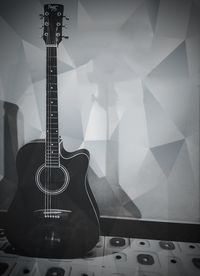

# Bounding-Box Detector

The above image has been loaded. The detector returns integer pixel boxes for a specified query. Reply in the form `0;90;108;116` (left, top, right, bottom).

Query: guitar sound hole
36;165;69;195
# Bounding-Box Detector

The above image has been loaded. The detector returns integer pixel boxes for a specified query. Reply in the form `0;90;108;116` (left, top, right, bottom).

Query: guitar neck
45;46;60;167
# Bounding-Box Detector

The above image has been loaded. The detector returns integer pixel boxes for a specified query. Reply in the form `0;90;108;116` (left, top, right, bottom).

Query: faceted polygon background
0;0;199;222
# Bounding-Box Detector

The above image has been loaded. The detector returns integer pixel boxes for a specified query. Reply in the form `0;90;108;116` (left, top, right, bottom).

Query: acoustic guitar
6;4;100;259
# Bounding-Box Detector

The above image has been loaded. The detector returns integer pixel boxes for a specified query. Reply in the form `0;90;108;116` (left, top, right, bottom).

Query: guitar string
45;45;47;217
47;20;50;218
47;45;49;217
46;19;49;218
50;46;53;217
48;22;53;218
49;46;52;217
53;42;57;213
49;46;51;217
48;45;50;217
45;41;48;217
53;45;55;214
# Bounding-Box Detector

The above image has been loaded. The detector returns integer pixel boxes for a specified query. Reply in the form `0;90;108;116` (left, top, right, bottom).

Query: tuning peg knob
39;14;44;19
63;16;69;20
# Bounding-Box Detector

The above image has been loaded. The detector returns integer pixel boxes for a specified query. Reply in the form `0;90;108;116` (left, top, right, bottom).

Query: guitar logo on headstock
48;4;58;11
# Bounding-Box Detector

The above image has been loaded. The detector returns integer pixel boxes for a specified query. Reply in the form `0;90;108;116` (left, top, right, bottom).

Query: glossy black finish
6;140;100;259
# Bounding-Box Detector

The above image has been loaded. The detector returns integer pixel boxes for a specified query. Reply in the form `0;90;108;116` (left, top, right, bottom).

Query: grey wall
0;0;199;222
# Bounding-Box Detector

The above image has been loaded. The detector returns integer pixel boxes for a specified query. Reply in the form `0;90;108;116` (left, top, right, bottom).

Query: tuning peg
39;14;44;19
62;36;69;39
63;16;69;20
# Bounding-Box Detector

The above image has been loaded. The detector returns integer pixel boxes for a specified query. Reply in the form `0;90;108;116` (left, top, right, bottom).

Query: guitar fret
46;131;58;133
45;157;59;158
45;163;59;164
47;77;57;82
45;165;60;167
47;127;58;129
45;160;59;162
45;162;59;163
46;159;59;160
46;145;58;147
46;144;58;146
47;107;58;111
45;164;60;166
46;158;59;160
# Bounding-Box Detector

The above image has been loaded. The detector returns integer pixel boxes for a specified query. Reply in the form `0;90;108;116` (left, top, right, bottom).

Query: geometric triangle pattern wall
0;0;199;222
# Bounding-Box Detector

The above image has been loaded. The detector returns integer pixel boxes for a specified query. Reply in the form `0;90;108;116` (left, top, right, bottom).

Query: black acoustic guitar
6;4;100;259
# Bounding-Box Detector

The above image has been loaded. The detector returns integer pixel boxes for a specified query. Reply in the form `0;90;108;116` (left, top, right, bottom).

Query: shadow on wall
0;101;19;209
88;168;141;218
88;55;141;219
0;100;141;218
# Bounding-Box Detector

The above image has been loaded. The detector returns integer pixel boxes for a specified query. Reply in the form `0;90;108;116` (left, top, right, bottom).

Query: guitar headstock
41;4;69;46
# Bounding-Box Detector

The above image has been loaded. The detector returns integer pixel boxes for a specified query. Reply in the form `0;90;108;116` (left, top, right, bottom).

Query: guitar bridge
33;209;72;219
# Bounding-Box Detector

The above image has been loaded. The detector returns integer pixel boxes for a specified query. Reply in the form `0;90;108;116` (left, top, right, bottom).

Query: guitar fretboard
45;46;59;167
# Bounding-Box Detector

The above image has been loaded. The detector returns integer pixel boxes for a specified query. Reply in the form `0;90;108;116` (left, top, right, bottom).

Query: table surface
0;228;200;276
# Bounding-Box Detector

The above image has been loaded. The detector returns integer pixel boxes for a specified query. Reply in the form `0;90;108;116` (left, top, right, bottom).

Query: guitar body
6;140;100;258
